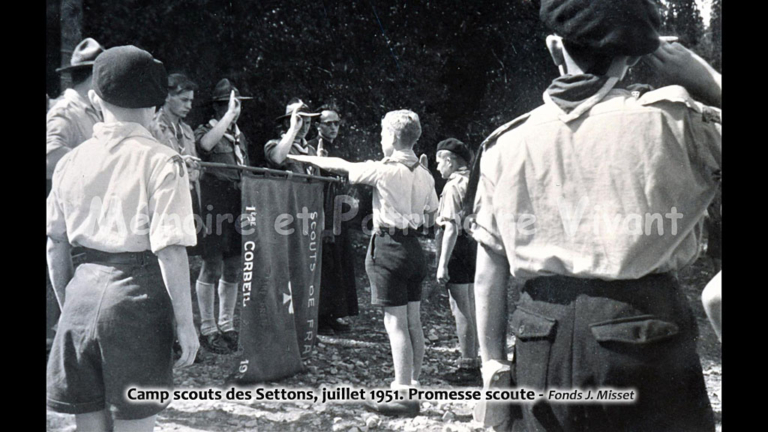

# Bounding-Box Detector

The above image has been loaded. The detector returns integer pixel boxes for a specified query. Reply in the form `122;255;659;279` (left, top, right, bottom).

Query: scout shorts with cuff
47;252;174;420
365;230;427;307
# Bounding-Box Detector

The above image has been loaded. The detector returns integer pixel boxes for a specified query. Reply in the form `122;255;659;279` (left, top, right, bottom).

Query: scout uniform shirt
436;166;470;230
47;121;197;254
150;107;197;158
472;84;721;281
195;119;249;184
347;149;439;231
264;137;318;175
46;89;103;176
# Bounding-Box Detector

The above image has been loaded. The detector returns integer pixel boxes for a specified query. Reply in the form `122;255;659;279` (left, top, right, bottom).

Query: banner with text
232;173;324;384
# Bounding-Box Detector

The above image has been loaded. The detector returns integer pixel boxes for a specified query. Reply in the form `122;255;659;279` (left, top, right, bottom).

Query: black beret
437;138;473;165
540;0;661;57
93;46;168;109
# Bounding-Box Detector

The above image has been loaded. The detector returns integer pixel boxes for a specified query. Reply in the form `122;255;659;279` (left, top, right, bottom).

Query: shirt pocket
510;307;557;390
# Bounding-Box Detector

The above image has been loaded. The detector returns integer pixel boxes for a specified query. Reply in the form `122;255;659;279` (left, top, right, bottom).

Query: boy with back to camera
288;110;438;416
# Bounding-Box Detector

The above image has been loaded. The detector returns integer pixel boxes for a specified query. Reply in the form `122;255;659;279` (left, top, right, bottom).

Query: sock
196;280;216;336
217;279;239;333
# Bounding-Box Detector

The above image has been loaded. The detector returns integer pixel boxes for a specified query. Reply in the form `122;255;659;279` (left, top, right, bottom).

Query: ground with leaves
46;230;721;431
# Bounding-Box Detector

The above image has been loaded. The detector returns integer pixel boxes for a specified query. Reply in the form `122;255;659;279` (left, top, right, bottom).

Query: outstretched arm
287;154;356;175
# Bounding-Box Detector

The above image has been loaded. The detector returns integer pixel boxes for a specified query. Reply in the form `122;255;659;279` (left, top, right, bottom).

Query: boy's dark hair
167;73;198;96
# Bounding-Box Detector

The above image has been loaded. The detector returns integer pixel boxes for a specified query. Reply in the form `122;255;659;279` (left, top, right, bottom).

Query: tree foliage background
49;0;720;193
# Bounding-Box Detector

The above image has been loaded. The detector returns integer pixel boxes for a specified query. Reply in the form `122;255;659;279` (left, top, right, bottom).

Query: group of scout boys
46;0;722;430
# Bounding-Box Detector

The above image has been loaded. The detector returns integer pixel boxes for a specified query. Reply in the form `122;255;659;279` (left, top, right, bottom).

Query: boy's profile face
436;150;456;179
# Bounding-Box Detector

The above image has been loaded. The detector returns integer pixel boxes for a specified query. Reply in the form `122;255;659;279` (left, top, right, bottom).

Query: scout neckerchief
543;73;619;123
208;119;245;166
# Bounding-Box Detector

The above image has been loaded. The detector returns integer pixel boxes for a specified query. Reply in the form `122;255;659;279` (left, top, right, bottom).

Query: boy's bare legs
447;283;478;361
383;305;413;386
114;415;157;432
406;301;424;383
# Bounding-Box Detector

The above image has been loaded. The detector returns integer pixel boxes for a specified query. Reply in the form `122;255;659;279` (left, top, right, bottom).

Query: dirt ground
46;230;722;431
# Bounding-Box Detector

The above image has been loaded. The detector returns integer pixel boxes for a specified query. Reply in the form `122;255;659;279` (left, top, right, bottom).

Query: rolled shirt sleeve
147;155;197;253
46;181;69;243
436;183;463;227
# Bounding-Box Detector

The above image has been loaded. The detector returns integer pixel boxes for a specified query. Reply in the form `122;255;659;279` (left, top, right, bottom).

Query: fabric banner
232;173;325;384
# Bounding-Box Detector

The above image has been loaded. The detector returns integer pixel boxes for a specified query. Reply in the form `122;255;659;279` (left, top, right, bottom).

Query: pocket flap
590;315;679;344
510;308;556;340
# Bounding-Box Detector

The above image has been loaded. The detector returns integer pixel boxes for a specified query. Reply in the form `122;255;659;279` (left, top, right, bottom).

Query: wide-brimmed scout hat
211;78;253;102
93;45;167;109
56;38;105;73
274;99;320;122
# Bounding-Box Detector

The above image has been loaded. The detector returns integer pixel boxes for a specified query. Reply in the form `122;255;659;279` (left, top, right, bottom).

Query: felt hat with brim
56;38;105;73
93;45;167;109
211;78;253;102
275;99;320;122
437;138;473;165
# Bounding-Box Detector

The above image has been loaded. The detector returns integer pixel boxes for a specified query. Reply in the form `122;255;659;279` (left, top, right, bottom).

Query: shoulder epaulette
480;112;532;151
639;85;721;124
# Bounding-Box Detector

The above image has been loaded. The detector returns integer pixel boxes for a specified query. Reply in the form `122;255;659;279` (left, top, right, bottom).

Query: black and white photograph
45;0;722;431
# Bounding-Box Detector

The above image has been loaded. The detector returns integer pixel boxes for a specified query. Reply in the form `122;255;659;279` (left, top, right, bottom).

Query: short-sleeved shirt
149;108;197;158
264;137;317;175
347;150;439;231
473;85;721;281
195;119;249;184
47;121;197;254
46;89;103;172
436;167;470;232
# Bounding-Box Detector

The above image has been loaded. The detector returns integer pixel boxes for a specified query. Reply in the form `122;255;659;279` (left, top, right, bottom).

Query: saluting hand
227;90;242;120
644;41;721;107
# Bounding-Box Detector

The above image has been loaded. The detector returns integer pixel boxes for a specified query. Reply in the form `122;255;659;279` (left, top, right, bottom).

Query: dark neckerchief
545;74;610;114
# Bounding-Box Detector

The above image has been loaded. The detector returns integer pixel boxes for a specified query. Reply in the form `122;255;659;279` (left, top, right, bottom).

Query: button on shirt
347;150;439;231
46;89;103;173
436;167;470;231
47;122;197;254
473;86;721;281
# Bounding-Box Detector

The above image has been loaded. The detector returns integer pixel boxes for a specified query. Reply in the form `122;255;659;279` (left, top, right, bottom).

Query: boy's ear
88;90;102;111
546;35;567;76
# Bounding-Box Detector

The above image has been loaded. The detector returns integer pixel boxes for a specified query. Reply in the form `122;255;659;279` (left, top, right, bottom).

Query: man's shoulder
480;110;537;154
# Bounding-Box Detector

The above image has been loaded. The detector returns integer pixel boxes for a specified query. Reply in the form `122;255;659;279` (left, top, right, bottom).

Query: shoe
322;317;350;333
221;330;239;352
443;367;482;386
317;324;335;336
363;399;420;417
199;332;231;355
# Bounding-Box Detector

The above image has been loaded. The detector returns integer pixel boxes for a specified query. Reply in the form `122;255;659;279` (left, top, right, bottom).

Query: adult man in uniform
308;105;360;335
47;45;199;431
470;1;721;430
194;79;252;354
47;38;105;182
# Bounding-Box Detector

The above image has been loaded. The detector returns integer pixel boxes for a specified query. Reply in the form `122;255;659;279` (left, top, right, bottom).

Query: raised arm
199;91;240;152
644;40;722;108
269;108;306;165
